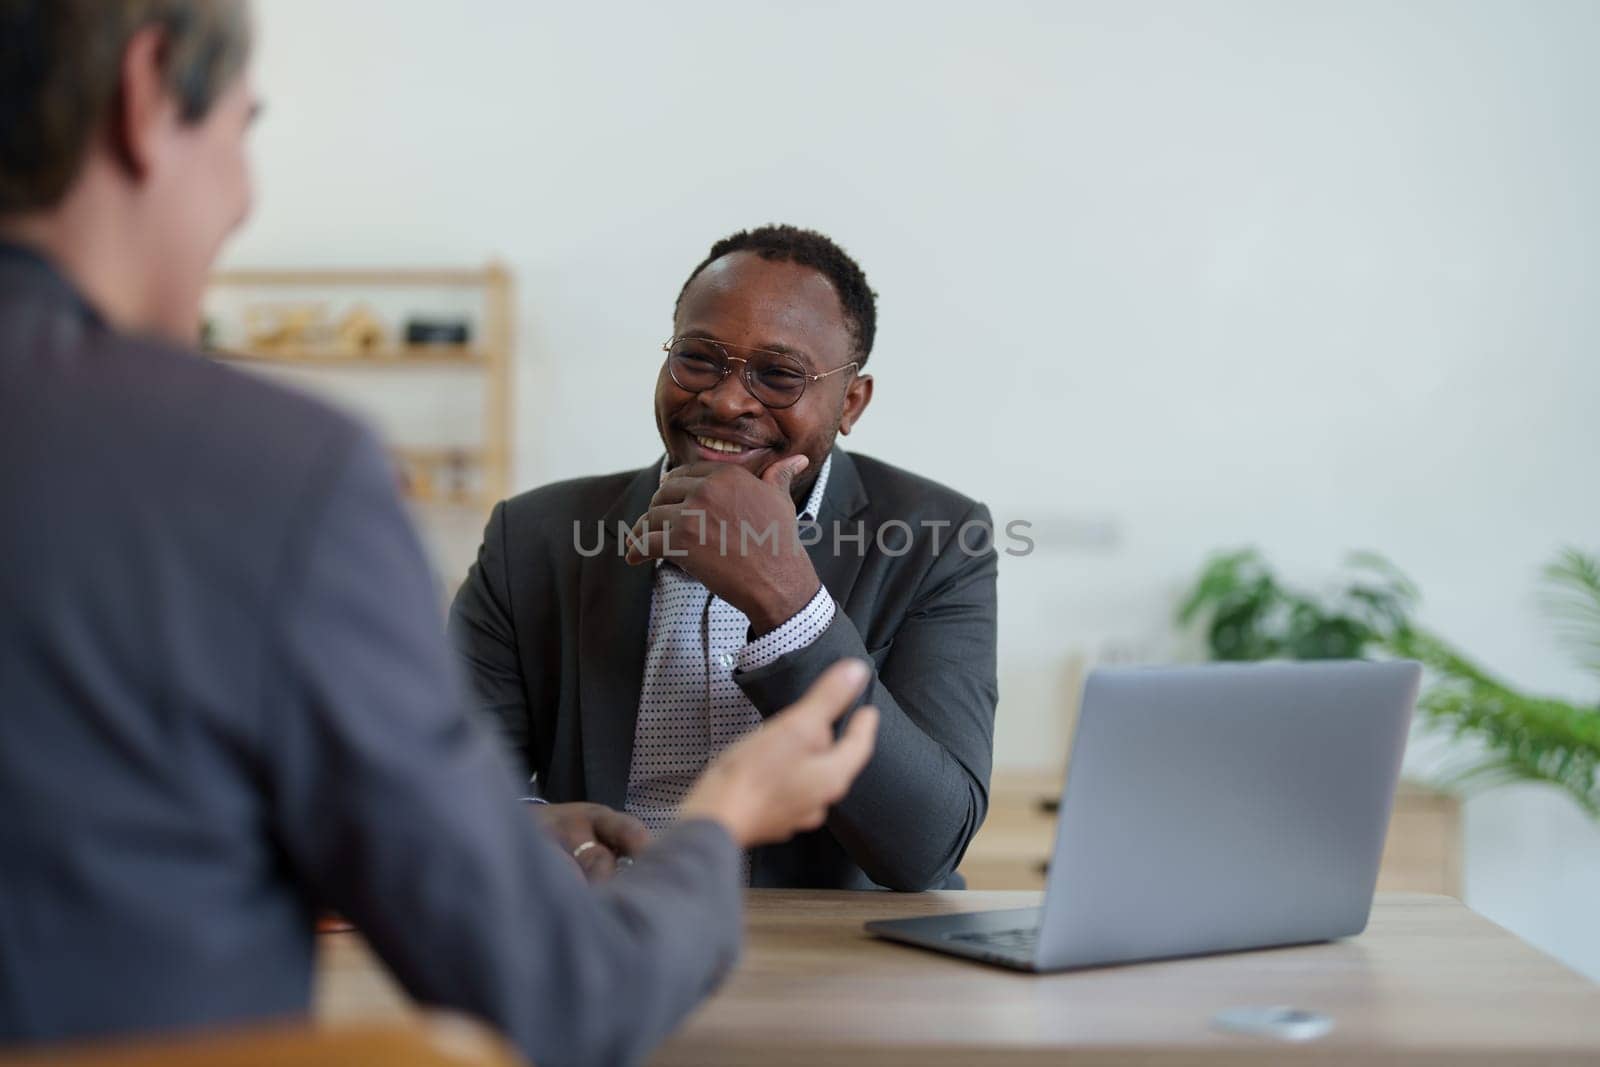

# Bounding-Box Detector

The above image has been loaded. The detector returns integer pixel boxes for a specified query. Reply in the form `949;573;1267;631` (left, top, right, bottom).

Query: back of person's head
0;0;251;213
0;0;254;340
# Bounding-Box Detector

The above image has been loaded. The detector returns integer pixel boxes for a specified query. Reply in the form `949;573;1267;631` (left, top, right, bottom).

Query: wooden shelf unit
212;345;486;368
205;265;514;510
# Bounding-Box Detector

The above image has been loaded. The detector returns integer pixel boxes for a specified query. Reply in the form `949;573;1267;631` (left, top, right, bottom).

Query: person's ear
111;26;180;181
838;373;873;436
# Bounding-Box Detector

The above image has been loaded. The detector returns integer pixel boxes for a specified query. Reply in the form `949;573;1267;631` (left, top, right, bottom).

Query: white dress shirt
624;455;836;846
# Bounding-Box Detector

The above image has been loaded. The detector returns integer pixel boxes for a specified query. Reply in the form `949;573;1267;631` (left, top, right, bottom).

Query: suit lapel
808;448;871;605
576;464;660;808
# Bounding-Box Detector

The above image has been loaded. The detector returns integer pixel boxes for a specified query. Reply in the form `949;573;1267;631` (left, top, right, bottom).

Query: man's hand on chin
625;454;822;635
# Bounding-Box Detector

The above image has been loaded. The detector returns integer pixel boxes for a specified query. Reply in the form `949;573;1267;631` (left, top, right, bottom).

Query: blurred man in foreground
0;3;877;1065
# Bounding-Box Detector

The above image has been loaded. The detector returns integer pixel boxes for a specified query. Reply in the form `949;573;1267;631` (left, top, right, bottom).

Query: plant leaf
1541;547;1600;679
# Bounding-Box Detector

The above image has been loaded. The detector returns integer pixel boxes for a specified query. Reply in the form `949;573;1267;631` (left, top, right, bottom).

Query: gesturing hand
530;802;652;883
624;456;822;635
678;658;879;848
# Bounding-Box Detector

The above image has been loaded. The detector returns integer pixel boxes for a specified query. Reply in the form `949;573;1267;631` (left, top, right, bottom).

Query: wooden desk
318;890;1600;1066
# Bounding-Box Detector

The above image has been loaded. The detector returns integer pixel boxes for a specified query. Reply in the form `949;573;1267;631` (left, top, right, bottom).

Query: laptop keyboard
946;926;1040;953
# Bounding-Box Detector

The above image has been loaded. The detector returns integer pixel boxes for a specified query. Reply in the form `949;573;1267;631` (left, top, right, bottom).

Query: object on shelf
393;447;481;507
334;305;388;357
244;303;328;355
446;450;472;501
405;317;472;346
395;452;435;502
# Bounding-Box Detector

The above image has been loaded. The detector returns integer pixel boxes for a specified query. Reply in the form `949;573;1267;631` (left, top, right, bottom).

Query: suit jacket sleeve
734;501;999;891
261;429;741;1067
446;500;536;787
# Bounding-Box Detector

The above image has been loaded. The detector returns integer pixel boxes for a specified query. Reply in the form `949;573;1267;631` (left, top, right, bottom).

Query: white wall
226;0;1600;978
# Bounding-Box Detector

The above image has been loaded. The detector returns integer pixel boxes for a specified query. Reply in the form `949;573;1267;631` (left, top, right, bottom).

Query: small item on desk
1211;1005;1333;1042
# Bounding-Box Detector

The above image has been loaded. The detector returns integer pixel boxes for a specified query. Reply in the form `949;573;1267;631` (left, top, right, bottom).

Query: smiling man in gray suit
450;226;1000;891
0;4;878;1065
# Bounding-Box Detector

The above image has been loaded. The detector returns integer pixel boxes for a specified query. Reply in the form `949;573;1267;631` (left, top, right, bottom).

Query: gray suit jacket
0;242;741;1067
448;449;999;891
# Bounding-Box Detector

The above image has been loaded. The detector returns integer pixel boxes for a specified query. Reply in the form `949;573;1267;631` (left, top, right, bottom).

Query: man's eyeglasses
663;336;859;410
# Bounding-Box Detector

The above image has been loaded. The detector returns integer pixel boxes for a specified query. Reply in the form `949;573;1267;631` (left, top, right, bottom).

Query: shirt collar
798;453;833;522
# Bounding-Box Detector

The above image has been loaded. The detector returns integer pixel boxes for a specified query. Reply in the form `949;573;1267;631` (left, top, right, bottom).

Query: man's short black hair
675;224;878;367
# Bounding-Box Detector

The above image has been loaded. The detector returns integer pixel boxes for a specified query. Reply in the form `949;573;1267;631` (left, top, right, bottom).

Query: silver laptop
866;660;1421;972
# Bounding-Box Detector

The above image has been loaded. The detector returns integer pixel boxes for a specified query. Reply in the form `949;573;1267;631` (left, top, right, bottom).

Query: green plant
1177;546;1600;819
1388;551;1600;817
1544;548;1600;678
1176;548;1417;661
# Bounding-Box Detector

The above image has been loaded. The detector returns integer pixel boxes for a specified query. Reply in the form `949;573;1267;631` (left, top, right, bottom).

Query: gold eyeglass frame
662;336;860;410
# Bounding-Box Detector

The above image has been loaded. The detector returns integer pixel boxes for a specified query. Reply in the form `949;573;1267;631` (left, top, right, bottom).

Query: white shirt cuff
739;586;836;671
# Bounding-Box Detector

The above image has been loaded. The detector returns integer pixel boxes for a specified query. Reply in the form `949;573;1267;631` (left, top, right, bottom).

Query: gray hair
0;0;252;213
